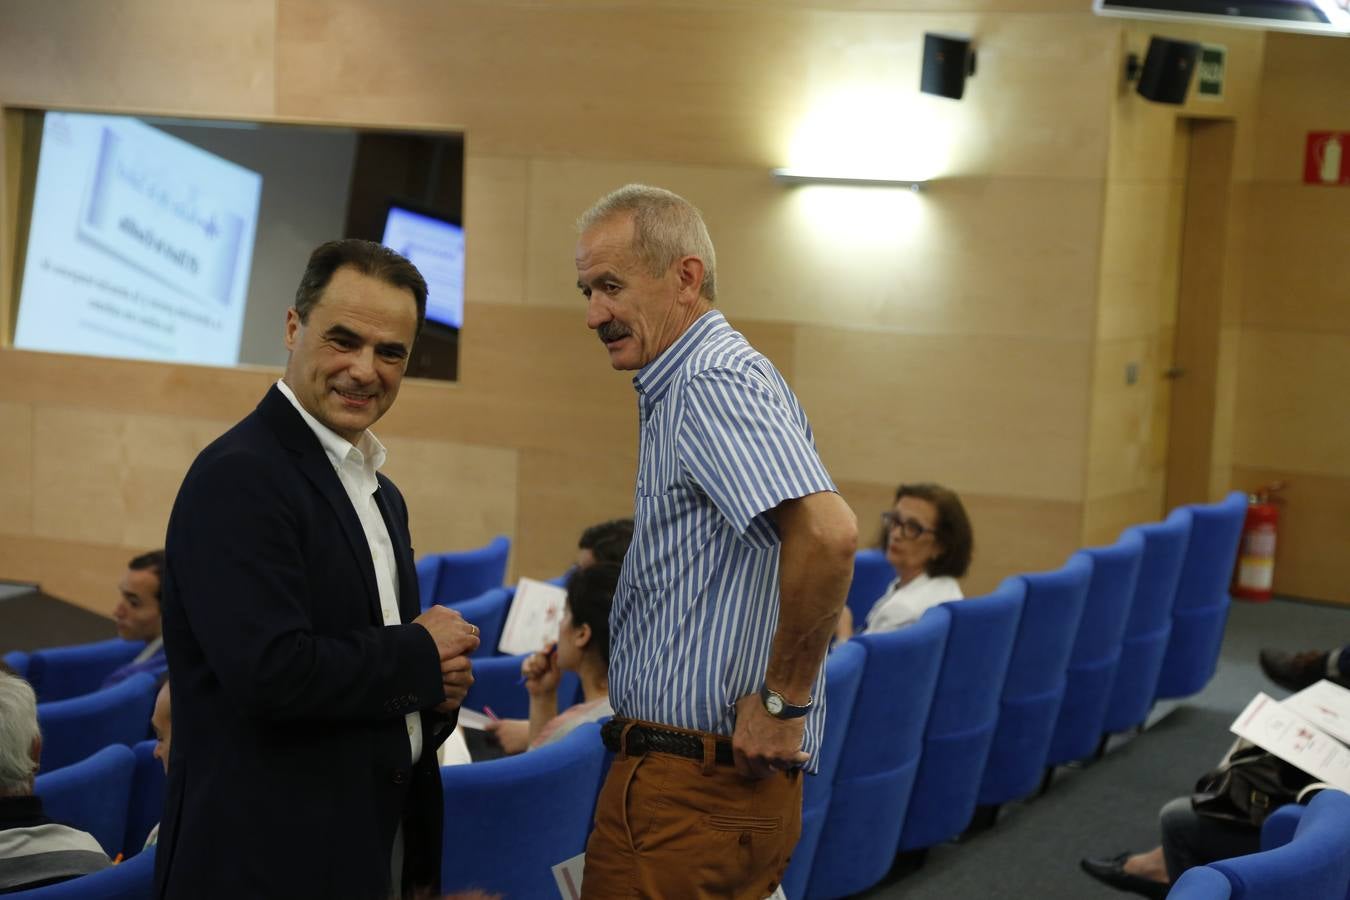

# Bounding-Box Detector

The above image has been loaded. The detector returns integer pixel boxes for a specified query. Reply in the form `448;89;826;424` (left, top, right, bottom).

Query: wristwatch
760;686;813;719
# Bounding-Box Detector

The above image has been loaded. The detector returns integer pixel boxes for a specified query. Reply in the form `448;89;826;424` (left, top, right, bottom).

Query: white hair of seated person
0;673;41;795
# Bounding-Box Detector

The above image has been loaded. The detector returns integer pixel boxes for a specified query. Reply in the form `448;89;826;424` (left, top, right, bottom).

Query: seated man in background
142;679;172;849
487;563;620;754
836;482;974;641
575;518;633;570
0;672;111;892
103;549;168;687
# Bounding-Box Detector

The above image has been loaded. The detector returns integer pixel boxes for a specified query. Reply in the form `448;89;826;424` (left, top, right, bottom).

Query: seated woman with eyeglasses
835;482;974;641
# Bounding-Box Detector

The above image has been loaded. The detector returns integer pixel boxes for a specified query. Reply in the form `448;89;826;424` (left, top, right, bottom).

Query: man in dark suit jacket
157;240;479;899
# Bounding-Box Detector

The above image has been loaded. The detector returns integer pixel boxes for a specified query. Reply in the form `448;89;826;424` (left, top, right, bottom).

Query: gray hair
577;184;718;302
0;673;39;794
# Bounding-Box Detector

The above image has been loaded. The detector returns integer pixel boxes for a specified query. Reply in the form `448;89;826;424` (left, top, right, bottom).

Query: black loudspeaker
921;34;976;100
1135;37;1201;105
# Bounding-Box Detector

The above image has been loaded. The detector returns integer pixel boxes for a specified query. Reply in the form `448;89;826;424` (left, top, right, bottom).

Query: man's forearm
765;491;858;703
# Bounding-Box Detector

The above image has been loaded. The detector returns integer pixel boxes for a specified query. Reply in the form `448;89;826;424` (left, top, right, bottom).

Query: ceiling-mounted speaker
921;33;976;100
1133;36;1201;104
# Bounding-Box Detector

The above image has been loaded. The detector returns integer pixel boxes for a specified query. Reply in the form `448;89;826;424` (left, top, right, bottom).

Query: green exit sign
1197;45;1226;100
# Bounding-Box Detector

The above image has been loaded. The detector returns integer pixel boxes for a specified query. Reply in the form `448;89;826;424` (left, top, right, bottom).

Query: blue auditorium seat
1169;865;1233;899
35;673;158;773
123;740;165;858
780;640;867;900
4;649;30;678
1210;789;1350;899
976;554;1092;812
439;722;606;898
25;638;146;702
443;586;513;658
1046;531;1144;766
1258;803;1304;852
33;743;136;857
1102;509;1190;734
806;608;949;899
1155;491;1247;700
460;652;582;721
898;580;1023;854
4;845;157;899
417;535;511;609
844;548;895;632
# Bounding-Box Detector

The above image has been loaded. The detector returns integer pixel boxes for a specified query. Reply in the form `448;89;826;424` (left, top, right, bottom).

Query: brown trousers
582;727;802;899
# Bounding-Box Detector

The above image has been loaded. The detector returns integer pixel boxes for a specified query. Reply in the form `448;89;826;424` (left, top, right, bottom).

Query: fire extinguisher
1233;482;1284;602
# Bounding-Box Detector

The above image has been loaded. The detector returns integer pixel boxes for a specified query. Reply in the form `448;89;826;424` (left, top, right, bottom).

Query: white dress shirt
276;380;422;765
862;572;965;635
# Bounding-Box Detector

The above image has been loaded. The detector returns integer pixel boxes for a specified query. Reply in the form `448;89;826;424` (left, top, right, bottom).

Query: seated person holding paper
487;563;618;754
835;482;973;641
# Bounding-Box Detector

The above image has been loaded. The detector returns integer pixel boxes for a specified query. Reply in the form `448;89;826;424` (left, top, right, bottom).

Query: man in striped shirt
575;184;858;899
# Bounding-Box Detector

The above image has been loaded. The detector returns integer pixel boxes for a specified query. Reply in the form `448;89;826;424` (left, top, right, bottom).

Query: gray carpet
859;597;1350;899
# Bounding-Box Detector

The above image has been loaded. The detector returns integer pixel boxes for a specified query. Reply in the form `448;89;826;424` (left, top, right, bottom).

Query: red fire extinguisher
1232;483;1284;602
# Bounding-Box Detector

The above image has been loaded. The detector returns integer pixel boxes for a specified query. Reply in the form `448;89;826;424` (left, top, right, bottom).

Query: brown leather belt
601;718;736;767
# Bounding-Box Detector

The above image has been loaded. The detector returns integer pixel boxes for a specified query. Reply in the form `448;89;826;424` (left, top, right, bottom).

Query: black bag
1191;743;1316;827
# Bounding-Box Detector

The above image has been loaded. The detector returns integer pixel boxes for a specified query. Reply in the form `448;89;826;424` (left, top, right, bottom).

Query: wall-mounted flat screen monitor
380;203;464;331
1094;0;1350;35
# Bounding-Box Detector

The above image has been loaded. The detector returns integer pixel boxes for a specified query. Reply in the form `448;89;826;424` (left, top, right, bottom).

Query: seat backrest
461;653;582;721
3;650;30;679
805;607;950;898
1168;865;1233;899
426;535;511;607
1121;510;1191;638
444;586;513;658
1259;802;1305;852
33;743;136;857
845;548;895;630
440;721;606;898
3;844;157;899
1069;530;1144;666
899;580;1024;853
976;555;1091;807
779;640;868;900
26;639;146;703
1174;491;1247;612
1212;789;1350;899
123;739;165;858
35;673;158;773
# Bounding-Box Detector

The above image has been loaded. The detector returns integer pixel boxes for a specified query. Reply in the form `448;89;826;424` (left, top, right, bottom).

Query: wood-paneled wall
0;2;1343;616
1233;34;1350;604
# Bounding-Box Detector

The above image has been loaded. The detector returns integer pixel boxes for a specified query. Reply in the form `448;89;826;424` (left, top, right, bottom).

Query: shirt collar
631;309;730;404
275;380;387;474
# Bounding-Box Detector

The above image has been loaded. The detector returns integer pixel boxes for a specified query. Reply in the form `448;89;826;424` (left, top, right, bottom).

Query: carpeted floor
859;596;1350;899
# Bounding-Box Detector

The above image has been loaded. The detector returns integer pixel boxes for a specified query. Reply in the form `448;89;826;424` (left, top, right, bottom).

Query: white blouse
861;573;964;634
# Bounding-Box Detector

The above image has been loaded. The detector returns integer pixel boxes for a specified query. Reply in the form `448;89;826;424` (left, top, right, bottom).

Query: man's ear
29;733;41;767
283;307;302;352
674;255;706;306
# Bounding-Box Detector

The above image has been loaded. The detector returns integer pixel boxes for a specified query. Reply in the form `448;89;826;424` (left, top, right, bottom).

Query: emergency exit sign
1196;45;1225;100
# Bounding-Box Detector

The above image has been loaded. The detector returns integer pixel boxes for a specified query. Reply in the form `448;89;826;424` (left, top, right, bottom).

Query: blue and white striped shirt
610;310;838;772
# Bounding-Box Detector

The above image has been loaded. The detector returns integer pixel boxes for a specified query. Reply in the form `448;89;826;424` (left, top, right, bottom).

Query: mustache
597;322;632;343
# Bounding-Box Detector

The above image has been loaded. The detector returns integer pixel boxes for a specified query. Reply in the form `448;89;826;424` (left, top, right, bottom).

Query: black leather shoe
1259;649;1330;693
1080;854;1170;899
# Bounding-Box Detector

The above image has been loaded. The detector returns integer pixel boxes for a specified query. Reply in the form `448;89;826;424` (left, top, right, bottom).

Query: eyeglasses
880;511;937;540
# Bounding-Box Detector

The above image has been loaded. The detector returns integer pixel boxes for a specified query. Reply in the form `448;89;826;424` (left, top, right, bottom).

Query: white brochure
551;852;585;899
498;577;568;656
1229;692;1350;792
1283;680;1350;746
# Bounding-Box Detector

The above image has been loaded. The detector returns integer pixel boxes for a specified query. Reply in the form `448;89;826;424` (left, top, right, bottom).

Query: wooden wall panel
1250;34;1350;182
463;155;530;307
0;535;133;618
0;402;33;537
0;0;276;116
1233;330;1350;480
1238;185;1350;335
1231;466;1350;606
1095;180;1185;341
526;160;1104;339
794;329;1091;501
274;3;1116;177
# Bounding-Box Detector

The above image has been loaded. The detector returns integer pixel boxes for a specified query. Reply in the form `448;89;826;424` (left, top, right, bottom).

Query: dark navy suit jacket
155;386;453;899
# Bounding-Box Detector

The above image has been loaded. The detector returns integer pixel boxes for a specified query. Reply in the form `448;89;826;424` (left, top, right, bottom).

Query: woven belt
601;719;736;767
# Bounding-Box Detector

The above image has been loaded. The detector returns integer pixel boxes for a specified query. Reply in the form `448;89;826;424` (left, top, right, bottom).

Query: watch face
766;694;784;715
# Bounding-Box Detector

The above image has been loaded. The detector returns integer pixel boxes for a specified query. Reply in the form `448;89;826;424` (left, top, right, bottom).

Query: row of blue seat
1169;790;1350;899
